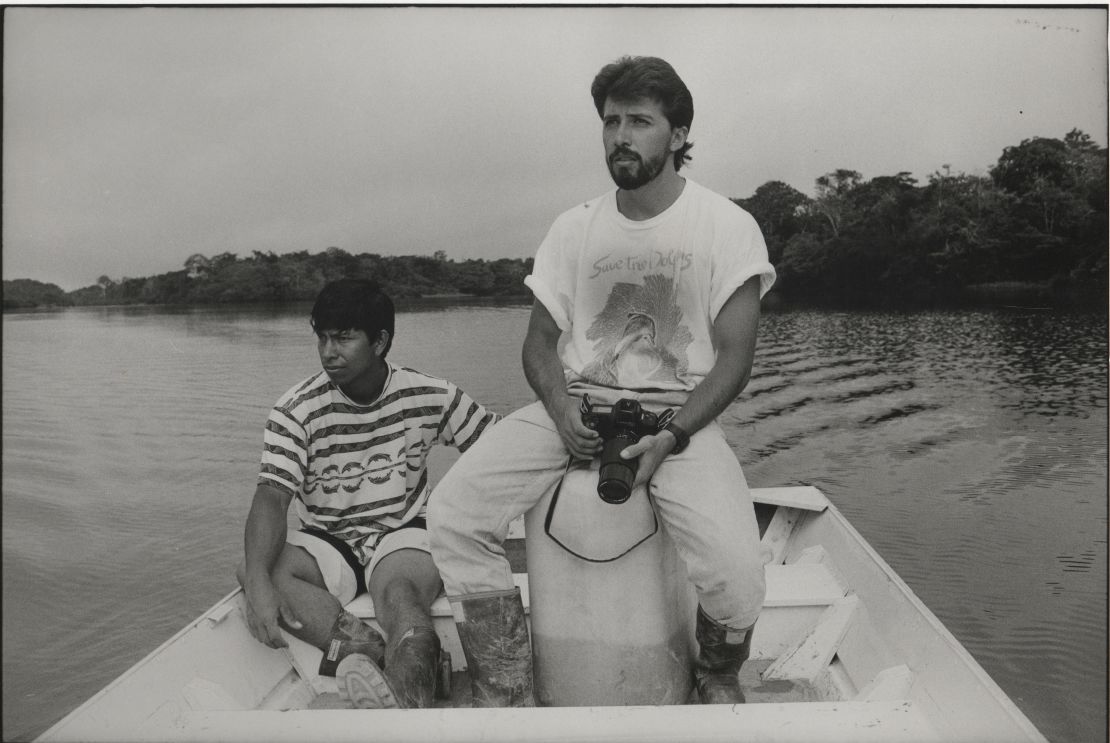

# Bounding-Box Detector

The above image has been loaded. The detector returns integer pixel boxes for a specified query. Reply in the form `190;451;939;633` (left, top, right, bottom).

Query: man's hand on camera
552;396;602;460
620;429;677;489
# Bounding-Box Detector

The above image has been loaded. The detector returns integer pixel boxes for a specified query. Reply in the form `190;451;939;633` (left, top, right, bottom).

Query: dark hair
310;279;394;357
590;56;694;170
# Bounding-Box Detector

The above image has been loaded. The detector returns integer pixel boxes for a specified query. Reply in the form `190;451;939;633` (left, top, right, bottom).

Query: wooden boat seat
345;516;528;619
345;487;837;619
345;573;530;620
344;561;847;619
764;562;848;607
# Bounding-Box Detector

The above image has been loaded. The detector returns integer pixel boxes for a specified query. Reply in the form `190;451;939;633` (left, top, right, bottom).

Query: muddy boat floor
308;505;809;711
307;659;818;710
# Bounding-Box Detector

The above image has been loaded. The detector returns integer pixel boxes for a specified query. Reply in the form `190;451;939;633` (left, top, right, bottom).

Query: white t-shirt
524;179;776;392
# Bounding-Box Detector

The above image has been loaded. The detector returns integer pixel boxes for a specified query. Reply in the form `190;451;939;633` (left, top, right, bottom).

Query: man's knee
379;577;422;607
372;573;439;629
371;549;442;606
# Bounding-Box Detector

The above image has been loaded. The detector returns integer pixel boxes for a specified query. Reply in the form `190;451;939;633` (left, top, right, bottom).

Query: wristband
663;422;690;455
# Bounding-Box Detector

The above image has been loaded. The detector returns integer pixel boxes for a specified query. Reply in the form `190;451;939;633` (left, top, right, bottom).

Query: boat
36;486;1047;743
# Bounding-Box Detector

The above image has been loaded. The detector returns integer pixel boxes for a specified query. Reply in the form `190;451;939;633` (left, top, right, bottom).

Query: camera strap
543;458;659;563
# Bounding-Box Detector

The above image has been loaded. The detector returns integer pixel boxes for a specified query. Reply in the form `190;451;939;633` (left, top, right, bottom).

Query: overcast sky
4;5;1106;291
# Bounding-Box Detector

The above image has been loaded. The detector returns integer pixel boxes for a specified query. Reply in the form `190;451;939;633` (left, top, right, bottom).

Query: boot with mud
451;588;535;707
693;607;754;704
337;625;441;709
317;610;386;677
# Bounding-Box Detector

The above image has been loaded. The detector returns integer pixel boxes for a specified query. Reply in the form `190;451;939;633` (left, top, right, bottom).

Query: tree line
4;250;533;310
4;129;1105;311
735;129;1106;307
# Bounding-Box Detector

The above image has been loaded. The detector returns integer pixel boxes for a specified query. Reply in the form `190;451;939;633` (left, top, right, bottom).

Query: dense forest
4;129;1106;311
735;129;1107;307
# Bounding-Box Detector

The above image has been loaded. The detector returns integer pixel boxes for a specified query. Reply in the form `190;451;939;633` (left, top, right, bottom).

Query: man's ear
374;330;391;356
669;126;689;153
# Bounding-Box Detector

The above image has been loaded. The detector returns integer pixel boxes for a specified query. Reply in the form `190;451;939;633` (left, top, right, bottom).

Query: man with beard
429;56;777;707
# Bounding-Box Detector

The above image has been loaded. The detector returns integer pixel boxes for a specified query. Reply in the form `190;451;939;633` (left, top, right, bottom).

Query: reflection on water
2;304;1106;742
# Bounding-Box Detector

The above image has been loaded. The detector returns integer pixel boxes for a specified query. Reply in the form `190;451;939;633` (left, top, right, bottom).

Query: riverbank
7;282;1107;314
2;292;535;313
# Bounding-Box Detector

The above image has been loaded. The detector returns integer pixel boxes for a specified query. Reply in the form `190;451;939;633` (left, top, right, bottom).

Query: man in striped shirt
237;279;498;709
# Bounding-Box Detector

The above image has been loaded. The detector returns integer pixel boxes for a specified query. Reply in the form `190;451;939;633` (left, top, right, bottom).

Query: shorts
285;519;430;607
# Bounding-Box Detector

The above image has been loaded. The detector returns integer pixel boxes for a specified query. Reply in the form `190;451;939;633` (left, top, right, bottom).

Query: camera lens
598;475;632;503
597;438;636;503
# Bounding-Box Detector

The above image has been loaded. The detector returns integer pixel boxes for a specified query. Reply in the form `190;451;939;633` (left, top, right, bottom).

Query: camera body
580;395;667;504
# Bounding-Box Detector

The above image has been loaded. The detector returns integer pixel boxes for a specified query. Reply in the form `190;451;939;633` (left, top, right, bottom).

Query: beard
607;147;668;190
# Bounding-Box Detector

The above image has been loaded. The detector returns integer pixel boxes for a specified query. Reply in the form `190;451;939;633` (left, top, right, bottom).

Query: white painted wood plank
793;544;851;594
345;573;530;619
180;678;242;710
764;563;849;607
794;544;830;564
857;665;915;702
158;701;940;743
830;600;900;696
760;506;801;565
345;561;842;623
282;635;332;694
764;594;860;681
751;486;828;512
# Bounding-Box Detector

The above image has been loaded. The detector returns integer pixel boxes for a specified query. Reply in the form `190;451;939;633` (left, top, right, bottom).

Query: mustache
608;147;641;165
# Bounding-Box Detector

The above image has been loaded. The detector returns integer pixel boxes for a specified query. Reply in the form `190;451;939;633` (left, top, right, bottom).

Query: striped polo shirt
258;363;498;565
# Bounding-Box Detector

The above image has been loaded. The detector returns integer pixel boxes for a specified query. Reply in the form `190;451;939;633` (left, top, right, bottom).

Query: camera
579;395;672;504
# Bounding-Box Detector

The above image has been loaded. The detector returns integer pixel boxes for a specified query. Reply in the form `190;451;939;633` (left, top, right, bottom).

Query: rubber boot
337;626;441;709
317;610;386;677
383;626;441;708
451;588;535;707
693;607;754;704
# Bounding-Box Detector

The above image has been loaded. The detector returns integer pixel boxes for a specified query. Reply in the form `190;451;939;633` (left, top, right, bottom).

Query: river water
2;303;1105;742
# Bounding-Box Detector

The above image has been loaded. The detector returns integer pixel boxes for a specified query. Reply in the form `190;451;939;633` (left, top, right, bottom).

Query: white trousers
428;392;766;631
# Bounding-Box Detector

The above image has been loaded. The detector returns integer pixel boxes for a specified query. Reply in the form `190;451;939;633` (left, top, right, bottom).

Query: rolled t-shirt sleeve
709;208;777;321
437;382;500;453
523;214;578;331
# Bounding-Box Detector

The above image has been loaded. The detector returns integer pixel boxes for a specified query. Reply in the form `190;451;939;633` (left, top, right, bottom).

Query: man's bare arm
242;482;302;648
622;277;762;485
522;301;600;459
668;276;761;435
